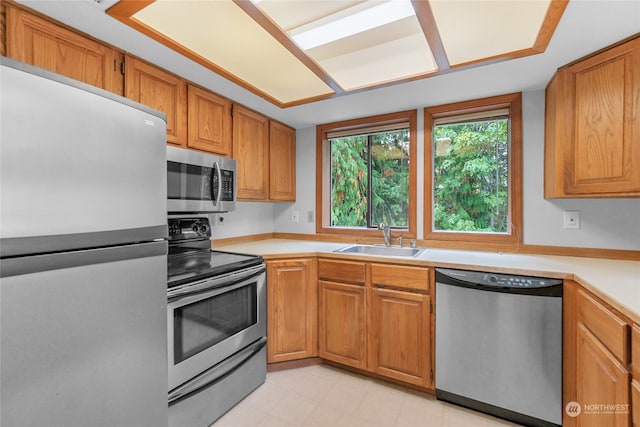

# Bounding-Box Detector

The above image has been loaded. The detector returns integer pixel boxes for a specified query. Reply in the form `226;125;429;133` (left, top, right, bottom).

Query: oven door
167;264;266;391
166;145;236;214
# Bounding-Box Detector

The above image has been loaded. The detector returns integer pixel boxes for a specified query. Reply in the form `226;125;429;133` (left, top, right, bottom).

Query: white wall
209;202;274;240
268;91;640;251
520;91;640;250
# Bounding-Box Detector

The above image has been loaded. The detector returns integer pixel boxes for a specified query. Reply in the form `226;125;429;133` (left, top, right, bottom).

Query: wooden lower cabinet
632;325;640;426
318;280;367;369
266;258;317;363
318;258;433;390
369;287;431;387
565;280;634;426
632;380;639;427
576;323;630;427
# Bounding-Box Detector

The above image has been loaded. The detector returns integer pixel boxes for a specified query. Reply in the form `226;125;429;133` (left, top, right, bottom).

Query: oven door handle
168;337;266;405
168;264;265;303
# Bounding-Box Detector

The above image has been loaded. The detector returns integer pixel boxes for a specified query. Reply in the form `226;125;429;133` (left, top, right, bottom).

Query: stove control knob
199;223;210;234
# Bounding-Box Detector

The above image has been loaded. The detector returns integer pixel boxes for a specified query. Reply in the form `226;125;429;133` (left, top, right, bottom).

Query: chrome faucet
378;223;392;247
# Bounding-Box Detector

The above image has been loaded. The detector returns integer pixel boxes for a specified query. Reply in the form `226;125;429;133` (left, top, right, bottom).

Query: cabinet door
6;5;124;94
233;105;270;200
369;287;431;388
269;121;296;201
632;324;640;379
549;37;640;197
318;280;367;369
632;380;639;427
187;85;232;155
633;325;640;427
125;56;187;146
576;322;630;427
266;259;317;363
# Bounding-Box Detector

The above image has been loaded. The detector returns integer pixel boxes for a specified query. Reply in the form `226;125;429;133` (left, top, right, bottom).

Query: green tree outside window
330;129;410;229
432;118;509;233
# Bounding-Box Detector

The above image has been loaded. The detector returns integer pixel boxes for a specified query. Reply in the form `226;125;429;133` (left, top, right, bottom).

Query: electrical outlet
291;211;299;223
563;211;580;229
307;211;314;223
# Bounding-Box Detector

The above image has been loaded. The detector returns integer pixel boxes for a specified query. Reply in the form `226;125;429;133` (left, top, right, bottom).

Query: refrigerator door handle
0;241;167;278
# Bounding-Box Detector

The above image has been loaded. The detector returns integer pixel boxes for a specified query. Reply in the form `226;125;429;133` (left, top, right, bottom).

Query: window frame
423;93;523;244
316;110;417;239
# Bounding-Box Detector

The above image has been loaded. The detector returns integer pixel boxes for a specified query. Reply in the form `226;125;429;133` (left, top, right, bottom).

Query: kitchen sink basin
334;244;426;258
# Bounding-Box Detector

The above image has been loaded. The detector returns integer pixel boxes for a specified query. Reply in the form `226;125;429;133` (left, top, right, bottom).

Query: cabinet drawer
318;259;365;284
370;264;429;291
576;289;629;363
632;324;640;379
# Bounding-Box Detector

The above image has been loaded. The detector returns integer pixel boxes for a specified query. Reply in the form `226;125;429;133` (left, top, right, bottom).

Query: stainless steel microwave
167;146;236;214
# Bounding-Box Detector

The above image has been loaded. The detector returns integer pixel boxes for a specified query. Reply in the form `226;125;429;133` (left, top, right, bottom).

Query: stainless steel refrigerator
0;57;169;427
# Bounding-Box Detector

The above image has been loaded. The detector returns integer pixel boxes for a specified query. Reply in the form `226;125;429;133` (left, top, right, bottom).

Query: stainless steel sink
334;244;426;258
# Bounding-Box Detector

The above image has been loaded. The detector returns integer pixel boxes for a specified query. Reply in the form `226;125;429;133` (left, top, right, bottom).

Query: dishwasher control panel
483;273;559;288
435;268;563;291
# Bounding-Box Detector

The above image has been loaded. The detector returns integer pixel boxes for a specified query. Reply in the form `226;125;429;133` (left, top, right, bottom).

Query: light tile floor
214;364;523;427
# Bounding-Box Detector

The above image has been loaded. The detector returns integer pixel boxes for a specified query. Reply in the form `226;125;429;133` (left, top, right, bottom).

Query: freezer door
0;241;168;427
0;59;167;254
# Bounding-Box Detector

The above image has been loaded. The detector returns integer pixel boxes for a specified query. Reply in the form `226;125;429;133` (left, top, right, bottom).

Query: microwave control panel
213;169;234;201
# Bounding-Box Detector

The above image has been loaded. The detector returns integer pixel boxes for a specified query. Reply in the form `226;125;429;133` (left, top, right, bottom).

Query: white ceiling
16;0;640;129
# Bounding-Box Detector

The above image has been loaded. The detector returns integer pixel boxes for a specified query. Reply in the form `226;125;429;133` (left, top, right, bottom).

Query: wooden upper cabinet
6;4;124;94
125;56;187;146
545;36;640;198
187;85;232;156
269;121;296;201
232;104;270;200
232;104;297;201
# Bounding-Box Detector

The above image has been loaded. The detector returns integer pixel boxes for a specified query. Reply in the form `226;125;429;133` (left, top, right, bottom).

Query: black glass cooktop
167;249;263;288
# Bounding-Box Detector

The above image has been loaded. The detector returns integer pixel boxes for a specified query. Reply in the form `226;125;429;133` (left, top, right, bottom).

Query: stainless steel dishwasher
435;268;562;427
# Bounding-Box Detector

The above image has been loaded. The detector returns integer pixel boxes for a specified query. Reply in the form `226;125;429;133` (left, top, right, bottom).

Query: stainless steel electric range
167;217;267;427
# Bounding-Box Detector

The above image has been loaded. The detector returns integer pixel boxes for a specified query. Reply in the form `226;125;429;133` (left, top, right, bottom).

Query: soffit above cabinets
107;0;568;108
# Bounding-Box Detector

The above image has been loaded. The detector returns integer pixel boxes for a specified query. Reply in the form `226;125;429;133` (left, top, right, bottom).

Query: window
424;93;522;244
316;110;417;238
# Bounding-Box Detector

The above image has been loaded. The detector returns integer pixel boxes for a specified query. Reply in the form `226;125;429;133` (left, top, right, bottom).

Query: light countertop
215;239;640;324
